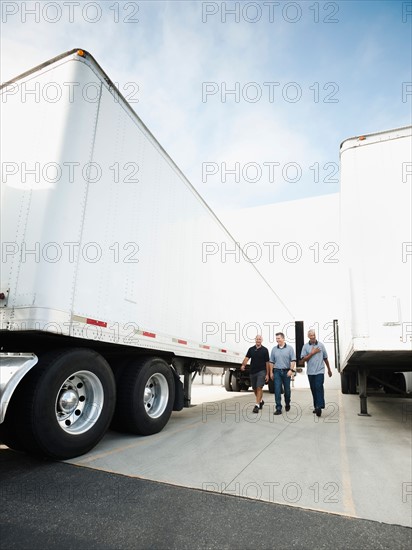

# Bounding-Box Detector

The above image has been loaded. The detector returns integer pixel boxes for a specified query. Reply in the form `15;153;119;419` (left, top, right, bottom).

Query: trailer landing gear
358;368;371;416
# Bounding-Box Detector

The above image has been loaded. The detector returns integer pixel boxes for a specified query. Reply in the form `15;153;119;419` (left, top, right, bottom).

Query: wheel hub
143;374;168;418
58;389;79;414
144;386;153;408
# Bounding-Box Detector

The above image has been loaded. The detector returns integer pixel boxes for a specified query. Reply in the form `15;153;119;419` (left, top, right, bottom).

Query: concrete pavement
66;384;412;528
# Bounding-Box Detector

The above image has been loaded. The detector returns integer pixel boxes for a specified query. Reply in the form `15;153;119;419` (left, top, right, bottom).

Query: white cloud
1;0;410;211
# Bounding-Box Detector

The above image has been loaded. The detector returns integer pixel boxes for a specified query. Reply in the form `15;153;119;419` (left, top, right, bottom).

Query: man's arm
287;356;296;377
301;346;320;362
324;357;332;377
240;356;249;371
269;350;275;379
265;349;270;381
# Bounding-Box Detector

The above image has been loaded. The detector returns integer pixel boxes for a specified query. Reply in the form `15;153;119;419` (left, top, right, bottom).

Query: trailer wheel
341;372;357;394
340;372;348;394
1;349;116;459
112;357;175;435
384;373;406;394
224;370;233;392
231;373;240;392
348;372;357;394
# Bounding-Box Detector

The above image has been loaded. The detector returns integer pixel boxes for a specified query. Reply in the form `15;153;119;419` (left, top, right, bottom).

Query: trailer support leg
184;370;197;407
358;368;371;416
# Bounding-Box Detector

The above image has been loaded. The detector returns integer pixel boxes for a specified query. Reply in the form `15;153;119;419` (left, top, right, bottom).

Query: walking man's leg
283;371;291;410
308;375;316;410
274;370;282;413
314;374;325;416
315;374;325;409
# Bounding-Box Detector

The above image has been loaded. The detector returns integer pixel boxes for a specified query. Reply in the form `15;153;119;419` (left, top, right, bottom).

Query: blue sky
1;0;411;210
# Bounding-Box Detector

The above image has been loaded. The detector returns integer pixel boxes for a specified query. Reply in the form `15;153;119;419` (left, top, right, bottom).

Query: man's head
275;332;285;346
255;335;263;347
308;330;317;343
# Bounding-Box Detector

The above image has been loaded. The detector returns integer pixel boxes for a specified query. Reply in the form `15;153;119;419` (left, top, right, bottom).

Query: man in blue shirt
300;329;332;417
269;332;296;415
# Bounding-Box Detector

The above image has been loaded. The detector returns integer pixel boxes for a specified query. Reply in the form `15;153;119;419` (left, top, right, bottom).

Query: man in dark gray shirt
240;335;270;413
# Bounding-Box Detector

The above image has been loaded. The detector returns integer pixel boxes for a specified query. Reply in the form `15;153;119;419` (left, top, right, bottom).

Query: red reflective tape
200;344;210;350
143;331;156;338
86;318;107;328
220;349;227;353
177;339;187;345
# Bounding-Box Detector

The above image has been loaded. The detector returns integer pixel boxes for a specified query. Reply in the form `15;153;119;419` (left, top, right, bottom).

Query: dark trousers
308;373;325;409
274;369;291;411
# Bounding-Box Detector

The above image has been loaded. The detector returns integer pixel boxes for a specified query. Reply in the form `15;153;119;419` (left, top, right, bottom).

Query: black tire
341;372;349;394
1;349;116;459
112;356;175;435
231;373;240;392
348;372;357;394
268;379;274;394
224;370;233;392
384;373;406;394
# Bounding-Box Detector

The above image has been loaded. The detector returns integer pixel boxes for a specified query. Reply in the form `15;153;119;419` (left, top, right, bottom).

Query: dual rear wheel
224;370;249;392
0;349;175;459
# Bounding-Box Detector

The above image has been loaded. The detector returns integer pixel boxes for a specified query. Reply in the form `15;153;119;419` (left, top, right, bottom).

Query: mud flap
172;368;184;411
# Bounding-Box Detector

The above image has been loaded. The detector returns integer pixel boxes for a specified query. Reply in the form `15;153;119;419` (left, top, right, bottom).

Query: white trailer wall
339;127;412;367
0;51;293;359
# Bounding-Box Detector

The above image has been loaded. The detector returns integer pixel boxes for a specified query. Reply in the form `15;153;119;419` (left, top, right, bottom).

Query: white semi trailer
334;125;412;413
0;49;295;459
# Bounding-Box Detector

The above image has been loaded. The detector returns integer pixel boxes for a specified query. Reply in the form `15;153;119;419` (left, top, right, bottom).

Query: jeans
274;369;291;411
308;373;325;409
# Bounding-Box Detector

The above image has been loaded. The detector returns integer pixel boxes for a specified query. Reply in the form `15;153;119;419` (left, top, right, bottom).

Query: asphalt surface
1;448;411;550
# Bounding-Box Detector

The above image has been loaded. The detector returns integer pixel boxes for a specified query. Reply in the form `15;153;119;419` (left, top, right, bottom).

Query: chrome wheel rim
55;371;104;434
143;373;169;418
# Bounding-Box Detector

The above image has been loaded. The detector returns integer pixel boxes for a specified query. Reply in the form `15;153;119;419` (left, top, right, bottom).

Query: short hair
275;332;285;338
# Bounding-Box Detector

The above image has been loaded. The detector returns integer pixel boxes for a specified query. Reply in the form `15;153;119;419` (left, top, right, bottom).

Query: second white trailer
335;125;412;410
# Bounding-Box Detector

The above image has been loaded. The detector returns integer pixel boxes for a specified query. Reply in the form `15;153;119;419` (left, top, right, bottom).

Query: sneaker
316;408;322;417
259;400;264;409
273;410;282;415
253;405;259;413
285;405;290;412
